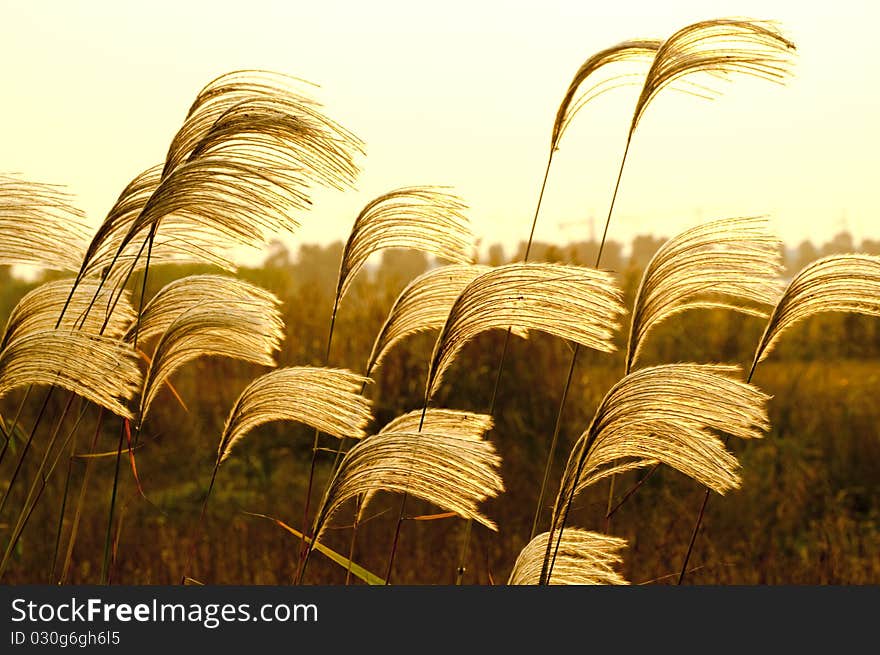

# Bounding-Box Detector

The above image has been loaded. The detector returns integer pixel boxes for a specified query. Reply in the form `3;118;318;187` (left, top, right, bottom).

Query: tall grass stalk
0;397;87;578
451;153;553;581
101;227;157;584
58;408;105;583
381;405;429;584
294;299;338;582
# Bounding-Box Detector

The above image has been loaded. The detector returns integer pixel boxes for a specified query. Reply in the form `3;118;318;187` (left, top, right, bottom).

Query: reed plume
509;530;628;585
217;367;372;464
130;274;282;344
626;217;783;372
333;187;473;316
79;70;362;286
542;363;769;583
425;263;624;399
0;331;140;419
630;19;795;135
551;40;662;151
78;165;236;283
365;264;527;376
354;409;495;518
312;427;504;543
0;176;90;273
751;254;880;371
2;280;135;350
138;303;284;424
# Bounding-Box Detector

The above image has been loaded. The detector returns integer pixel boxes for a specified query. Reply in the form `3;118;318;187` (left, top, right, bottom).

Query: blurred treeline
0;230;878;584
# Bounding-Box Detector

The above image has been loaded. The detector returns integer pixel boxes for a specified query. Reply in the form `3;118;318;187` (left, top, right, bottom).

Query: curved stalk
676;356;761;584
540;134;632;584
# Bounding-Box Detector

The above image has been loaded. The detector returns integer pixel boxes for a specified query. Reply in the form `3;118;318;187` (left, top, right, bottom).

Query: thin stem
383;402;429;584
180;454;223;584
530;345;578;539
451;149;554;582
541;133;632;585
59;407;105;583
101;225;156;585
0;397;86;579
677;485;712;585
0;386;30;467
295;299;339;583
676;355;761;584
605;463;659;520
100;421;126;585
0;393;75;569
454;519;473;585
0;389;54;515
344;496;362;585
50;420;79;582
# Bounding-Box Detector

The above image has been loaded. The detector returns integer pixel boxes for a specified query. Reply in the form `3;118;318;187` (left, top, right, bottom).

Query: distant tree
860;238;880;255
822;231;854;255
628;235;665;270
297;242;344;289
379;250;429;287
264;239;292;268
486;243;506;266
793;239;818;272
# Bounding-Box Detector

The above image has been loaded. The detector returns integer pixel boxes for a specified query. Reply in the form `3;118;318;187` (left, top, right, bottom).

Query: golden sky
1;1;878;261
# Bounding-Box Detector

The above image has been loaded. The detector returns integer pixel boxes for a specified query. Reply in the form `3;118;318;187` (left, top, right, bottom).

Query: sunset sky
1;1;877;262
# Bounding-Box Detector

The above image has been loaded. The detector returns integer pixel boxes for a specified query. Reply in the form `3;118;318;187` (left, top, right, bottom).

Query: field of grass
1;18;878;586
1;239;877;584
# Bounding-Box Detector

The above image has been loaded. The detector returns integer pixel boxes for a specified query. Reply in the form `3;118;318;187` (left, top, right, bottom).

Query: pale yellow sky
1;1;878;262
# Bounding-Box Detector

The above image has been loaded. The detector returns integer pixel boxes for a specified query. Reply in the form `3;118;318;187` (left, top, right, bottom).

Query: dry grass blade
313;426;504;542
509;529;628;585
83;70;363;283
335;188;474;310
218;367;372;464
0;175;90;272
631;19;795;132
552;40;662;149
1;280;135;350
752;254;880;369
626;216;783;371
131;274;282;344
138;303;284;424
0;331;140;418
365;264;527;376
425;263;624;399
553;364;769;522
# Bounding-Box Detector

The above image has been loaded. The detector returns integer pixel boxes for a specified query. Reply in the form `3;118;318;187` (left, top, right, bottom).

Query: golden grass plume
626;216;783;371
365;264;527;376
131;274;282;344
1;279;135;350
0;175;90;272
313;417;503;541
552;40;662;149
0;330;141;419
425;263;624;399
554;363;769;521
752;254;880;369
81;70;363;283
334;188;474;314
138;303;284;423
509;529;628;585
631;19;795;133
218;367;372;464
